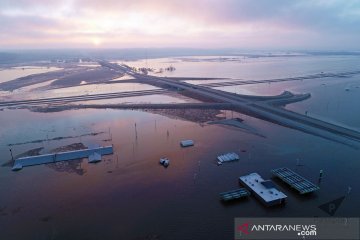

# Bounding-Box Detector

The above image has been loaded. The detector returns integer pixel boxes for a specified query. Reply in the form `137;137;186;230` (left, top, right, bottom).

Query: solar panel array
271;167;320;194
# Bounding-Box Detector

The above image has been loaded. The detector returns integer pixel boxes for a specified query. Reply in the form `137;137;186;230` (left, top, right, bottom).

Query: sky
0;0;360;50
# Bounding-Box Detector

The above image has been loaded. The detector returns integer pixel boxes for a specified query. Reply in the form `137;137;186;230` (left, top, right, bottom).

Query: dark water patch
220;197;251;207
0;206;7;216
0;206;23;216
40;215;53;222
133;234;161;240
11;206;23;215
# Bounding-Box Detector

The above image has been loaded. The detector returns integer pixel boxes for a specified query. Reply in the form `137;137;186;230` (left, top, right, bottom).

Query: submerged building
239;173;287;207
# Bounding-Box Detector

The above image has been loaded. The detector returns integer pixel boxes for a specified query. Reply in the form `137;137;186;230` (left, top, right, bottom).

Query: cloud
0;0;359;49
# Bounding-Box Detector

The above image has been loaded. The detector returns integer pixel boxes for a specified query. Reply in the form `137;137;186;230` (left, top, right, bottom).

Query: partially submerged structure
219;188;250;202
180;140;194;147
271;167;320;194
88;152;102;163
12;145;113;171
217;152;239;165
159;157;170;167
239;173;287;207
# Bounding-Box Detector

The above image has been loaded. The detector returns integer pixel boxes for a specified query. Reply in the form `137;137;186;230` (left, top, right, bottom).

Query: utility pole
9;148;14;161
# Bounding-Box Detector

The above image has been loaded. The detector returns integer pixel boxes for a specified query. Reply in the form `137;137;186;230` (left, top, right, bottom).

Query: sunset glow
0;0;359;49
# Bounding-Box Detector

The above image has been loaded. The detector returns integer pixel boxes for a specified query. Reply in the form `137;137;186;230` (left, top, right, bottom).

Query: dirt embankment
50;142;87;153
0;67;82;91
50;67;123;87
144;108;225;123
0;66;124;91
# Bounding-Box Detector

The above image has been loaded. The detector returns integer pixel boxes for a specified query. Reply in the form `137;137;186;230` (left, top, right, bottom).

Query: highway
42;102;233;111
2;60;359;147
0;89;167;107
198;70;360;88
99;61;360;146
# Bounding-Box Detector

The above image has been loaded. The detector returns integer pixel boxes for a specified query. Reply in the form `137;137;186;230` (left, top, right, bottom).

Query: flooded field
118;55;360;79
1;54;360;239
0;66;62;84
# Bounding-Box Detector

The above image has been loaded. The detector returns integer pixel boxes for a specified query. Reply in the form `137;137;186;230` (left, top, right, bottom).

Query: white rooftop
12;145;113;170
239;173;287;203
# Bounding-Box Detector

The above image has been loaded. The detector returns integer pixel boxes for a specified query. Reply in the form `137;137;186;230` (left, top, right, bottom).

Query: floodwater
118;55;360;79
0;66;62;84
1;55;360;240
0;76;161;102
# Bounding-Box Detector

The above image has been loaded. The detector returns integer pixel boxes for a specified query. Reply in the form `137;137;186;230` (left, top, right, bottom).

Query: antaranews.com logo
235;218;359;240
238;222;317;237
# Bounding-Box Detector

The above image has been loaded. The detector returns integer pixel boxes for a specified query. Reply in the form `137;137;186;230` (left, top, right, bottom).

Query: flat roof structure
271;167;320;194
239;173;287;207
12;145;113;171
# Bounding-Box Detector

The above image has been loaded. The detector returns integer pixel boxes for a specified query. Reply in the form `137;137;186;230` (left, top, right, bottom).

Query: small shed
180;140;194;147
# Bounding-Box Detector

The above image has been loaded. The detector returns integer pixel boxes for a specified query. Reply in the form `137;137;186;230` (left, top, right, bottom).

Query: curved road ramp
12;145;113;171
